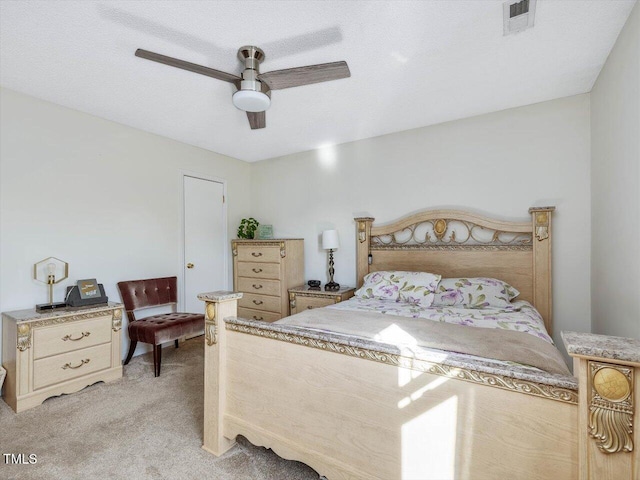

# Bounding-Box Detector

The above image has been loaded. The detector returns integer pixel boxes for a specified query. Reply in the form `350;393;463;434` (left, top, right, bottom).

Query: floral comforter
328;297;558;373
329;297;553;343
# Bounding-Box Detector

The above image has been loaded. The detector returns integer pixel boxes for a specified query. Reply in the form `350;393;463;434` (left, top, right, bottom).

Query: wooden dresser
232;239;304;321
2;303;123;412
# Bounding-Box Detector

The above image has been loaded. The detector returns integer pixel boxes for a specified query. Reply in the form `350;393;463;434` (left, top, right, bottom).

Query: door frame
178;170;228;311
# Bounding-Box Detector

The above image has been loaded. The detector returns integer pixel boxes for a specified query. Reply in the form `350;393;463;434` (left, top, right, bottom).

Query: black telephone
65;280;108;307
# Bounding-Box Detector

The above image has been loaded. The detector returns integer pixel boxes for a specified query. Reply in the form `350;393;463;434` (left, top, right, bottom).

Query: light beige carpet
0;337;320;480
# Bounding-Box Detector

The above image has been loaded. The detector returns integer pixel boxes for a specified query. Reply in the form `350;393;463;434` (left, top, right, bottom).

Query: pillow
355;271;442;306
432;277;520;309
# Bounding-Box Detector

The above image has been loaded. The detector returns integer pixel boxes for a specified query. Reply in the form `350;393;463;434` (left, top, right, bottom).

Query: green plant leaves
237;217;260;239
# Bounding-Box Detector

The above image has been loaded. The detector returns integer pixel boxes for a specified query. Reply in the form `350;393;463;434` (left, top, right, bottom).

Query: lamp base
36;302;67;312
324;282;340;292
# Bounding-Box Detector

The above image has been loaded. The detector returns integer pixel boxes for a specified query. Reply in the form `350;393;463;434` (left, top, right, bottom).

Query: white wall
0;88;251;363
591;2;640;340
250;95;592;354
0;88;598;368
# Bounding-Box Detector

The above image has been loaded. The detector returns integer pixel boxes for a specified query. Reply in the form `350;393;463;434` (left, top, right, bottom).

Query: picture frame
77;278;100;300
256;224;274;240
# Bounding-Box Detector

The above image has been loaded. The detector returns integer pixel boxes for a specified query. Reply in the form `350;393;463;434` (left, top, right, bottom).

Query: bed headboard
354;207;555;335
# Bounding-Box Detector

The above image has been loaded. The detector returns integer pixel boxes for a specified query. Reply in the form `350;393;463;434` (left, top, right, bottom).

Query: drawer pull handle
252;300;264;305
252;316;264;321
62;331;91;342
62;359;90;370
251;252;263;257
252;284;263;289
252;268;263;273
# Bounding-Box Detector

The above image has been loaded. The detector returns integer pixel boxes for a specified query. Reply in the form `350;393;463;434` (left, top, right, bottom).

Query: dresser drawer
295;296;336;312
237;277;281;297
237;307;281;323
33;343;112;390
237;245;281;263
239;293;281;313
33;315;112;360
237;262;281;280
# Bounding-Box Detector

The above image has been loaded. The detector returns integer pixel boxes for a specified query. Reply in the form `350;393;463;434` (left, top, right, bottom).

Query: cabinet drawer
294;296;336;313
239;293;281;313
237;307;281;323
237;262;281;280
237;246;281;263
237;277;281;297
34;315;112;360
33;343;112;390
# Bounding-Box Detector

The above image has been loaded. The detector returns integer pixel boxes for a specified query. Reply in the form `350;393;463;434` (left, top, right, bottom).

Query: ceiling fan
135;46;350;130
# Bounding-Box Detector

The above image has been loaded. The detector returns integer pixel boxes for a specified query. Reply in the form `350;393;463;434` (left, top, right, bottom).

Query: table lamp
34;256;69;311
322;230;340;291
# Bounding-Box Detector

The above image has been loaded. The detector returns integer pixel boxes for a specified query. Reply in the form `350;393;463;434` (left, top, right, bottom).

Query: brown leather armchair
117;277;204;377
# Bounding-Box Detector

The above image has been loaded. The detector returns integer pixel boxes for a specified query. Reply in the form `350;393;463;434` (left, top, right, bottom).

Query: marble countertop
3;302;122;323
562;331;640;364
225;316;578;392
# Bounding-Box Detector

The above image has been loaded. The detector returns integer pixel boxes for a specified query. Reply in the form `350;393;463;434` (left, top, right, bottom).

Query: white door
183;175;226;313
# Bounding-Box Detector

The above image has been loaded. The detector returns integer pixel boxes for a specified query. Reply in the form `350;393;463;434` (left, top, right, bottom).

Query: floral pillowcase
355;271;442;306
432;277;520;309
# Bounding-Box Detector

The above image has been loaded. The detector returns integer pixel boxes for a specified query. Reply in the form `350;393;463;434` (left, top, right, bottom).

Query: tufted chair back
116;276;204;377
117;276;178;323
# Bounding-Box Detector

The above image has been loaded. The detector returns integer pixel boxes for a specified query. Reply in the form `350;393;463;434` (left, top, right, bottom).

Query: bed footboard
199;293;579;479
199;293;639;480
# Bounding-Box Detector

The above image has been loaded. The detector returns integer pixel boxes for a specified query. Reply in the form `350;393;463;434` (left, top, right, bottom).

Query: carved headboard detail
355;207;555;334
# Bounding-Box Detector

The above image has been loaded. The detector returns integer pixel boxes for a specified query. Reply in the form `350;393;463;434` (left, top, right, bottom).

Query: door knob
187;263;194;269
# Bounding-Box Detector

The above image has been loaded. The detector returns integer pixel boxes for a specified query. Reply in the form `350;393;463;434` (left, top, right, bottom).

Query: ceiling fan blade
135;49;240;86
247;111;266;130
259;61;350;90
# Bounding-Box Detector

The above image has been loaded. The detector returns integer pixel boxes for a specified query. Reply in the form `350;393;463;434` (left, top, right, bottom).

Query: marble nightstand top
288;285;356;295
3;302;122;323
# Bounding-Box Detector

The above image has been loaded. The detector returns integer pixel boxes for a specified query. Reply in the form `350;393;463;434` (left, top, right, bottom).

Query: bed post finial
529;207;555;335
354;217;374;288
197;291;243;457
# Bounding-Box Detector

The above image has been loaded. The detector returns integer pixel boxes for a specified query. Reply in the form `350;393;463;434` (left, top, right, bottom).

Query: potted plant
237;218;259;239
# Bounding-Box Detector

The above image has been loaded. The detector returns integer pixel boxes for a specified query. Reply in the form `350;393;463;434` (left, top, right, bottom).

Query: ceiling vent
503;0;537;35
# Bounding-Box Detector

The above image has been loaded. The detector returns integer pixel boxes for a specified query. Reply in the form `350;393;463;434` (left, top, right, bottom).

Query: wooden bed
199;207;638;480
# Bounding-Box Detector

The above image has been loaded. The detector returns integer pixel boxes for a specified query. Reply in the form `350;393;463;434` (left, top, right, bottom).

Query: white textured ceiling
0;1;636;162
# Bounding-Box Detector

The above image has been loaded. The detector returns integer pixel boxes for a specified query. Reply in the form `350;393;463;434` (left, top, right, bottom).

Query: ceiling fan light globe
232;90;271;112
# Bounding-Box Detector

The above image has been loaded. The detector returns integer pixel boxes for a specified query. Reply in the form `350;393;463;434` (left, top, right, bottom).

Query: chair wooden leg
174;339;179;349
153;344;162;377
124;340;137;365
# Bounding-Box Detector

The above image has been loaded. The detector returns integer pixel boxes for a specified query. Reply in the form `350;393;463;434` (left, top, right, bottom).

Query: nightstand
288;285;355;315
2;303;123;412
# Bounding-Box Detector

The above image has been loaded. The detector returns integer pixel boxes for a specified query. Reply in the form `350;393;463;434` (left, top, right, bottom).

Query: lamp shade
322;230;339;250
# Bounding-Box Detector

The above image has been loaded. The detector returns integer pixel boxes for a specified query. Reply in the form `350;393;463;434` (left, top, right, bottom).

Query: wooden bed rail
355;206;556;334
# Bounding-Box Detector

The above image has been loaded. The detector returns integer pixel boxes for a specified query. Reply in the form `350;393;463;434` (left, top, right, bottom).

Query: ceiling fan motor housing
238;46;265;70
232;46;271;112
